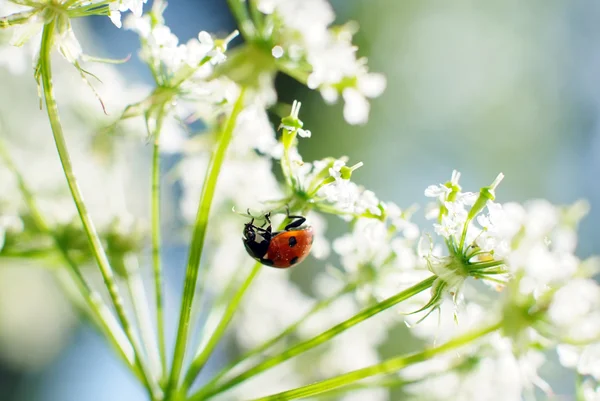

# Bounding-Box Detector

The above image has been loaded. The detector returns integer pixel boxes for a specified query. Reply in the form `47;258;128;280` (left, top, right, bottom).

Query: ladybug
242;211;313;268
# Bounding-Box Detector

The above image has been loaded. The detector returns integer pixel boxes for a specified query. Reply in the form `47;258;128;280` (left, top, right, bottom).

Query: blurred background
2;0;600;399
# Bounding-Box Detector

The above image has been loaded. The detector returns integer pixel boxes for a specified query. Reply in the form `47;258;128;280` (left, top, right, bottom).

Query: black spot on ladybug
262;258;274;266
288;236;297;247
290;256;299;265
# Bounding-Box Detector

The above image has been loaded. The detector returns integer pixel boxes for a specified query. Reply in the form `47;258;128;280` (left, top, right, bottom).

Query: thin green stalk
0;138;139;379
151;109;168;380
0;9;39;28
187;253;248;356
315;356;478;401
183;215;300;388
39;21;157;398
281;131;295;189
458;223;469;254
196;282;357;394
125;256;163;382
469;260;505;270
226;0;255;39
250;321;502;401
182;261;262;392
190;276;437;400
166;88;247;398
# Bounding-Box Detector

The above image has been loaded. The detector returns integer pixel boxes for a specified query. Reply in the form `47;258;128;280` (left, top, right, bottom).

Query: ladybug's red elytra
242;211;313;268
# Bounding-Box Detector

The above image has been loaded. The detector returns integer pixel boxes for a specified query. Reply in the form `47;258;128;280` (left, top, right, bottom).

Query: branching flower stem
189;275;436;400
39;20;158;398
193;281;357;395
150;107;168;381
182;214;345;393
182;260;263;392
166;88;247;399
249;321;502;401
0;138;139;379
125;256;163;383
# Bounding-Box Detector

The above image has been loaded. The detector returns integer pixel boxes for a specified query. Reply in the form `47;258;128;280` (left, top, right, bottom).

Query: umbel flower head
412;171;508;321
1;0;145;62
212;0;386;125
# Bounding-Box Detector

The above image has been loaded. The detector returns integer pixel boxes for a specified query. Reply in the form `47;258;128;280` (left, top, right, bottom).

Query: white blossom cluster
0;0;147;67
0;1;599;400
255;0;387;124
396;172;600;401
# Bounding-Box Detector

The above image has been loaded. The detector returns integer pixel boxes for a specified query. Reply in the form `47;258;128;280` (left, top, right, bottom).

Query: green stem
125;256;162;382
187;252;248;357
0;138;139;379
196;282;356;394
0;9;39;28
468;259;505;271
151;109;168;381
226;0;255;39
250;321;502;401
314;355;478;401
465;249;491;260
182;261;262;392
190;276;436;400
458;217;472;254
39;21;157;398
281;130;295;189
166;88;247;398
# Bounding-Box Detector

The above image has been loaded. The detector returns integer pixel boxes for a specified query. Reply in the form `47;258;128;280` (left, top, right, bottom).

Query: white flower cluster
393;171;600;400
0;0;148;67
2;1;598;400
256;0;386;124
124;16;230;76
327;210;421;305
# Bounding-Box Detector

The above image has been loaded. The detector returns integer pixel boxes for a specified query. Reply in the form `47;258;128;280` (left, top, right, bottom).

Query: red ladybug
242;211;313;268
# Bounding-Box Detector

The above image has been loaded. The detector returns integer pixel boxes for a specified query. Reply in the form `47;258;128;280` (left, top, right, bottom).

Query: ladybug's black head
242;222;270;259
243;223;256;242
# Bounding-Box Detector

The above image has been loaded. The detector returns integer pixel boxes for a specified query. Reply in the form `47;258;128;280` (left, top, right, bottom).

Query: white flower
405;340;550;401
342;87;370;125
110;0;147;27
357;72;387;98
557;344;600;381
126;16;234;75
549;279;600;343
4;11;84;65
330;215;422;306
55;24;82;63
318;161;355;207
424;184;451;199
306;211;330;260
296;127;311;138
333;219;391;275
254;0;385;124
340;73;387;125
499;200;585;291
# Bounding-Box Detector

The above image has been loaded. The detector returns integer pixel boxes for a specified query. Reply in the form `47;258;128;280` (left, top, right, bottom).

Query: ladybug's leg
284;215;306;231
283;205;306;230
249;213;272;240
263;212;272;234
